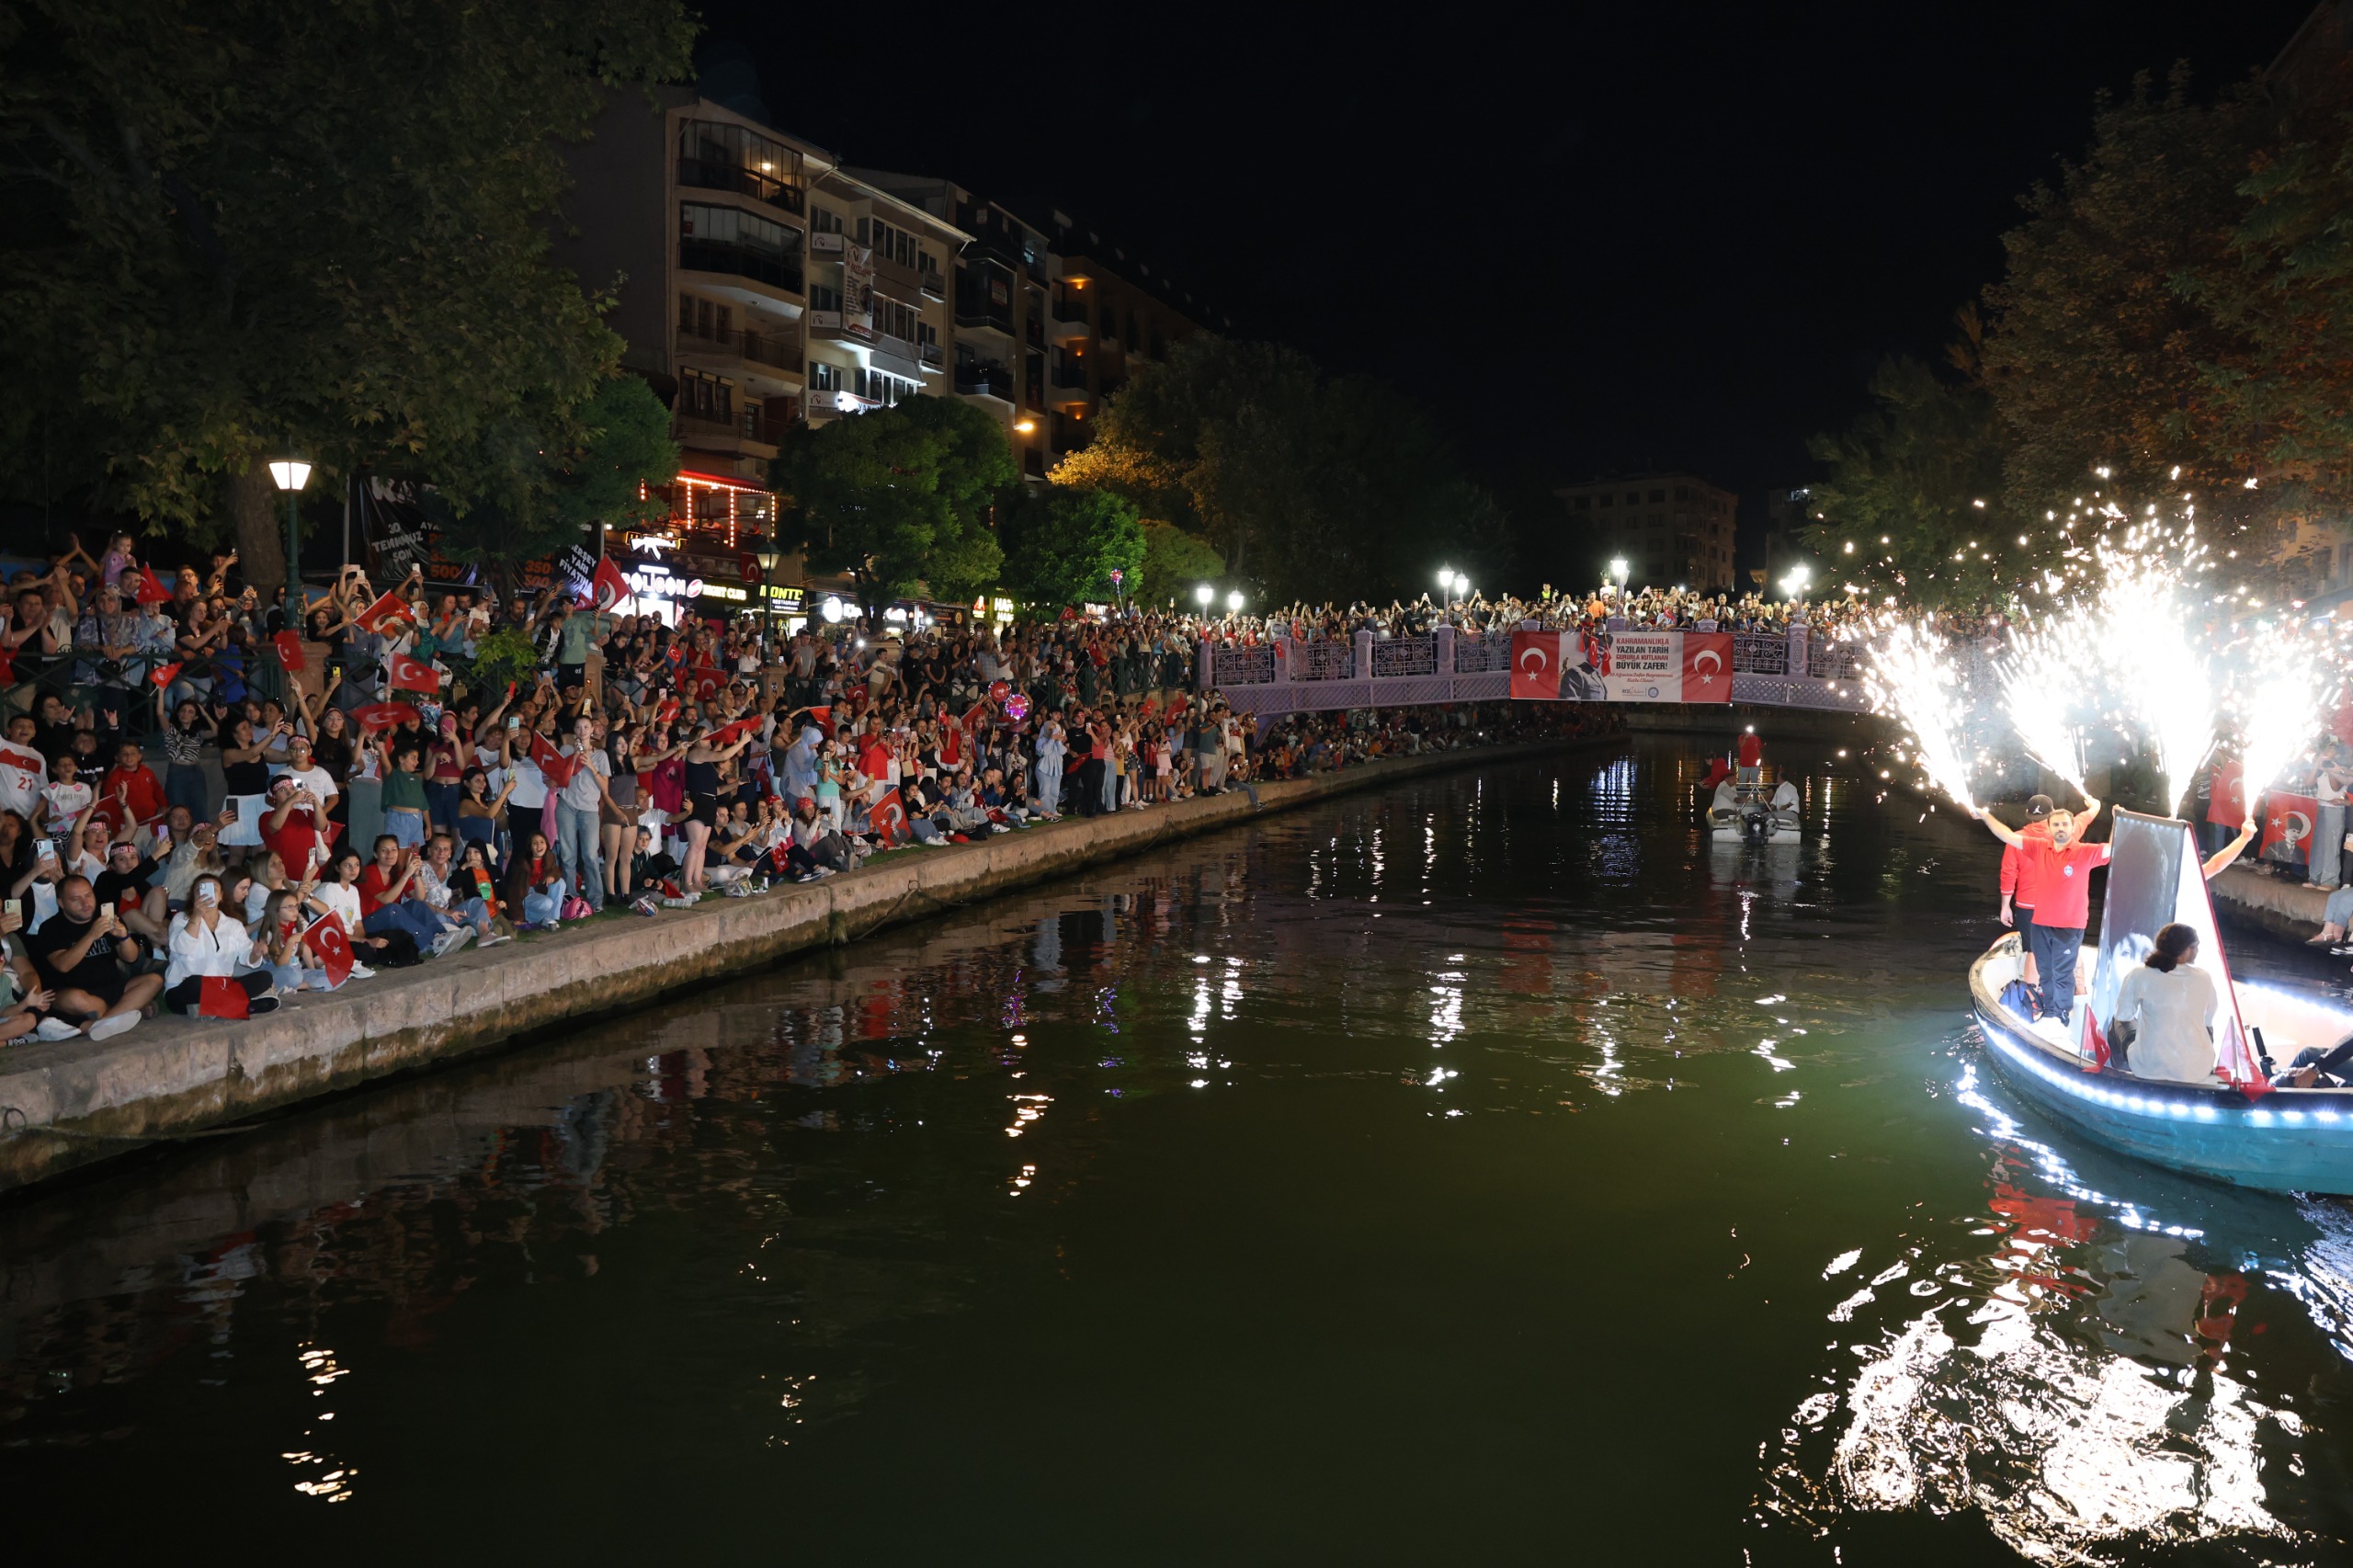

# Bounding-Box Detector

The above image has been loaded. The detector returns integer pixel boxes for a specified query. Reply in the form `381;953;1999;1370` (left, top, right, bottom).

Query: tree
1802;356;2018;607
1054;335;1494;604
1000;487;1144;608
0;0;697;582
1978;67;2269;531
422;375;678;565
1139;520;1224;604
770;398;1014;603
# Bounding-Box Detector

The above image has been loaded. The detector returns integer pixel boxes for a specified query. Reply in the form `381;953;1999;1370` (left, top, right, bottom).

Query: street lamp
1437;566;1457;602
1225;589;1245;613
1608;556;1629;588
754;533;784;650
1195;583;1214;610
267;452;312;627
1780;563;1812;600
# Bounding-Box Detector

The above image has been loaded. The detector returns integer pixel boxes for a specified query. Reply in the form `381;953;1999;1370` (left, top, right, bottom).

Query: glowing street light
1437;566;1458;600
1225;589;1245;613
1608;556;1629;585
267;451;312;618
1195;583;1215;609
1779;563;1813;599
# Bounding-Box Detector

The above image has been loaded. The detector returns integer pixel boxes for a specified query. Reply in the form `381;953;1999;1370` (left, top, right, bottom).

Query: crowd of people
1178;583;1889;649
0;539;1618;1049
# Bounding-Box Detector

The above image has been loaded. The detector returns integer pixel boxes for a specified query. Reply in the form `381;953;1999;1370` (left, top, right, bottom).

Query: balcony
807;308;874;347
1050;364;1090;403
676;159;806;214
676;325;804;381
919;341;945;373
1049;299;1089;343
672;406;794;453
679;238;803;297
918;267;947;301
955;360;1017;402
954;301;1014;341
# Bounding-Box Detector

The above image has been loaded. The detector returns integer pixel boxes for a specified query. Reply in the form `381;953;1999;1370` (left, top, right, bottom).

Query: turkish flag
708;718;758;747
869;788;910;847
654;697;680;725
529;732;577;788
2080;1005;2109;1071
354;589;413;636
2260;790;2318;856
198;976;251;1019
272;630;306;674
385;653;440;694
353;701;416;733
587;556;631;612
961;699;992;733
150;661;183;688
133;565;173;606
2208;759;2245;827
305;912;356;987
1509;631;1572;701
1681;631;1733;704
808;706;832;735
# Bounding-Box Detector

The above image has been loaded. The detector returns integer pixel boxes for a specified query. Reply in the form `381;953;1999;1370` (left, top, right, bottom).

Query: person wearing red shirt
356;832;466;955
258;778;326;881
1998;794;2057;984
101;740;165;825
1975;796;2108;1026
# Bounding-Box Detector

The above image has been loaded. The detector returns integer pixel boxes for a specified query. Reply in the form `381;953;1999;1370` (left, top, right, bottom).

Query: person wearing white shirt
2111;924;2220;1085
163;873;279;1016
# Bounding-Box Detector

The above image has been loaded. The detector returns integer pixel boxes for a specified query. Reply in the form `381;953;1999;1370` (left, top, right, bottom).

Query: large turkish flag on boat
1681;632;1732;704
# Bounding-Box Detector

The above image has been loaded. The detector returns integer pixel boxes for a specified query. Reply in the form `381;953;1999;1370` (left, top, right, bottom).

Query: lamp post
1437;566;1457;603
1194;583;1214;612
267;452;313;630
1225;589;1245;614
753;534;784;653
1779;563;1812;601
1608;557;1629;597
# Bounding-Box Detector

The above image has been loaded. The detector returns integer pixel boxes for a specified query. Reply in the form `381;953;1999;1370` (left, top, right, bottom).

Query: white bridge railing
1196;625;1869;717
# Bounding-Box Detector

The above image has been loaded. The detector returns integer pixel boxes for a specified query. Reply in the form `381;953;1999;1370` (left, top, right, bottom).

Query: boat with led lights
1968;807;2353;1196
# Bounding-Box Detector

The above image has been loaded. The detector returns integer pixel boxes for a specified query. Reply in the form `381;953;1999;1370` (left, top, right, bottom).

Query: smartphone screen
99;902;115;923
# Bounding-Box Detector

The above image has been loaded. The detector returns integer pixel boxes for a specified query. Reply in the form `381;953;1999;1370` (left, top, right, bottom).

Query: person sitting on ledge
25;873;162;1040
162;871;280;1017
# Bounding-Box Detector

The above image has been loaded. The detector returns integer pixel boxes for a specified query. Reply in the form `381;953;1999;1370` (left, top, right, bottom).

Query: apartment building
1040;214;1212;466
1556;472;1739;590
802;168;964;424
849;170;1056;479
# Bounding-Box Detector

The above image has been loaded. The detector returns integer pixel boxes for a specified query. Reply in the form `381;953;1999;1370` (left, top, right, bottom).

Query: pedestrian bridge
1197;625;1868;717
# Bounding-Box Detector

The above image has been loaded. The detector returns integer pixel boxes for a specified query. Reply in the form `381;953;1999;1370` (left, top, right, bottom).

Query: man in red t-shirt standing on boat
1998;794;2056;987
1972;796;2109;1027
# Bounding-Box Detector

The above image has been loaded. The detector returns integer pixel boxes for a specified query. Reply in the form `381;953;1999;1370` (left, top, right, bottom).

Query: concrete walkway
0;739;1600;1193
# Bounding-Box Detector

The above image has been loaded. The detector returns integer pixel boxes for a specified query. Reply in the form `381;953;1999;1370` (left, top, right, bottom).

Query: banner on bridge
1510;630;1731;704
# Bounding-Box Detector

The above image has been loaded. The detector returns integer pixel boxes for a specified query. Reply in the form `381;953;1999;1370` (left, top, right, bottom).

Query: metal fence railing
1370;636;1437;677
1732;633;1789;675
1211;643;1277;687
1806;640;1863;680
1290;640;1358;681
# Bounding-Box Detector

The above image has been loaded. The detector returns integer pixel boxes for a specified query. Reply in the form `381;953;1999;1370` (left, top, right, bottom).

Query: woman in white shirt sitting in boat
2112;923;2219;1085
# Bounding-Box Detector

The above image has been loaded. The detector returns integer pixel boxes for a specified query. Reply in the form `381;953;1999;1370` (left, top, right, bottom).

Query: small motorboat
1706;777;1802;839
1968;809;2353;1195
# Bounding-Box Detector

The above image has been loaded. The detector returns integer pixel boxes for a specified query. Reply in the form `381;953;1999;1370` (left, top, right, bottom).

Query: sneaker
814;866;836;878
478;931;511;948
725;881;753;898
86;1012;140;1043
432;926;476;958
249;994;281;1016
34;1017;81;1042
347;961;377;981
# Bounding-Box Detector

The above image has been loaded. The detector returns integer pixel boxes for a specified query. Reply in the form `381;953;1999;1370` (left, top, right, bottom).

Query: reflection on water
5;738;2353;1561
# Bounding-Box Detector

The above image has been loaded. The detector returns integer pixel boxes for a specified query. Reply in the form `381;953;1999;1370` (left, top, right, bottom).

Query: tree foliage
0;0;697;581
770;398;1015;603
1053;335;1497;605
1139;520;1224;604
423;375;678;563
999;486;1144;608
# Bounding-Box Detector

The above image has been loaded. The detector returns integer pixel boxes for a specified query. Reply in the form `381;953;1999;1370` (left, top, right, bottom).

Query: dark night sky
696;1;2317;545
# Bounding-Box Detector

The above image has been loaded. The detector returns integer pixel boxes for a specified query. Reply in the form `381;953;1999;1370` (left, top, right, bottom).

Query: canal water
6;738;2353;1563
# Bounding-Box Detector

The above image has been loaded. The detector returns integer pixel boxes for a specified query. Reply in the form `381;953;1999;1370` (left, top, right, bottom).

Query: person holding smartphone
25;874;161;1040
162;871;278;1016
0;903;63;1043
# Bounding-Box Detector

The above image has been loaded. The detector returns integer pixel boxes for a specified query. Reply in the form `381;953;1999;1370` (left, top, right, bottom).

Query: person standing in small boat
2110;924;2219;1084
1998;794;2056;988
1972;796;2108;1024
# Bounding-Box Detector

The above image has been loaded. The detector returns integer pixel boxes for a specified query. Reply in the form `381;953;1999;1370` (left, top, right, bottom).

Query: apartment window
809;283;842;314
859;217;920;269
1675;486;1690;501
679;369;733;421
1597;493;1613;508
1624;491;1640;506
680;203;793;259
741;397;765;437
811;207;845;236
915;321;938;349
874;295;919;343
676;120;804;205
676;297;732;342
1648;488;1665;503
811;361;842;392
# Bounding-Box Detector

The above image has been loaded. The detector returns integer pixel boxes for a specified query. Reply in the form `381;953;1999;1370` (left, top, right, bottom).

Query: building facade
1556;472;1738;590
1040;213;1211;468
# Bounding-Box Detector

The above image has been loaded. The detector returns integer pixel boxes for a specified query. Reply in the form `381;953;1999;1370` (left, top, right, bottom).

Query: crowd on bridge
0;535;1615;1048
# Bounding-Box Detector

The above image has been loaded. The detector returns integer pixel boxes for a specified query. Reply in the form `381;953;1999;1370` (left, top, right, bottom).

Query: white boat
1706;777;1801;839
1968;809;2353;1195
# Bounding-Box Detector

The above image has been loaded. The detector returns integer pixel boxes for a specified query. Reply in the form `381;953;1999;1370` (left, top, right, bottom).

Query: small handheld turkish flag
354;589;414;636
587;556;631;612
530;732;577;788
133;565;174;606
2080;1006;2109;1071
2208;759;2245;827
809;705;832;735
961;700;992;733
870;788;910;847
199;976;251;1019
305;912;355;987
385;653;440;694
150;661;184;689
352;701;417;733
272;630;307;675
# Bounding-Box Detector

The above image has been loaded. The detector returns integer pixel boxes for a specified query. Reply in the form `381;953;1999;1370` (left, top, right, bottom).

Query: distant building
1040;212;1211;469
1555;472;1737;590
